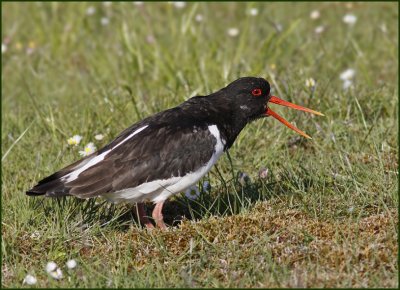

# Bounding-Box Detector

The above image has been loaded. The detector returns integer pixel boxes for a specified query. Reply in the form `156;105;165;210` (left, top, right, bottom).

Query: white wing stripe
62;125;148;183
111;125;148;150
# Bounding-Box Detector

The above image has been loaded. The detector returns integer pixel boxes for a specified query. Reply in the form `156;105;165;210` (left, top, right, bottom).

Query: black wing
26;108;217;198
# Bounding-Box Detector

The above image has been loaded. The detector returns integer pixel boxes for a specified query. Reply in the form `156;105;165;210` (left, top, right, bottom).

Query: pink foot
152;201;167;230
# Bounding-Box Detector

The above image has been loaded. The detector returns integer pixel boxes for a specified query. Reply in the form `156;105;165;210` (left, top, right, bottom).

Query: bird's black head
221;77;272;123
202;76;323;147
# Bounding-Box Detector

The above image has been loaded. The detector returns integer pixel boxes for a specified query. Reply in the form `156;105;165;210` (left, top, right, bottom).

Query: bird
26;77;323;229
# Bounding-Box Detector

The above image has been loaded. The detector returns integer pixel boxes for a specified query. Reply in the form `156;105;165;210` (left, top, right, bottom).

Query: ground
1;2;398;288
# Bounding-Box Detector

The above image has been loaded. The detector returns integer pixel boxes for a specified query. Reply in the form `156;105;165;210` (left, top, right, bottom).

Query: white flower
340;68;356;81
305;78;316;88
49;268;63;280
195;14;203;22
227;28;239;37
86;6;96;16
26;47;35;55
67;135;83;146
146;34;156;44
94;134;104;140
173;2;186;9
133;2;143;6
100;17;110;26
258;167;269;179
79;142;97;157
343;14;357;25
248;8;258;16
314;25;325;34
23;274;37;285
103;1;112;7
310;10;320;20
380;23;387;33
185;185;200;200
348;206;355;213
46;261;57;273
30;230;41;239
202;181;211;192
66;259;77;269
2;43;7;54
342;79;353;90
26;41;36;55
44;261;63;280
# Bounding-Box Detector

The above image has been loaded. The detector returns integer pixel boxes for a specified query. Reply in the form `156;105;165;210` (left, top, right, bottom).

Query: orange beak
266;96;324;139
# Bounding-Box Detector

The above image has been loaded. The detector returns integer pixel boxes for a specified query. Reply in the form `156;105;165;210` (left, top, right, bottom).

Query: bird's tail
26;155;93;197
26;171;71;197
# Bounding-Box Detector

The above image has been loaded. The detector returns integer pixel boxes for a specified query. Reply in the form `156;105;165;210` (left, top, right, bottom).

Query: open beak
266;96;324;139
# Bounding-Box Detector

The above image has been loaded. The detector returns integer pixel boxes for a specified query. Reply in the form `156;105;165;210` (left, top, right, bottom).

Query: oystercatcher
27;77;323;229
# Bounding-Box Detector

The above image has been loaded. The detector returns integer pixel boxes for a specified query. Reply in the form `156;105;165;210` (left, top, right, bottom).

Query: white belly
103;125;225;204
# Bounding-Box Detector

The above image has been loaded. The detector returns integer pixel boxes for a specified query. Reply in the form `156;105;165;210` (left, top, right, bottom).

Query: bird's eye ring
252;88;262;96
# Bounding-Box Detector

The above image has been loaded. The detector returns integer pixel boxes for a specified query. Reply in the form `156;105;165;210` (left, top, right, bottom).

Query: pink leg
136;203;154;229
152;201;167;230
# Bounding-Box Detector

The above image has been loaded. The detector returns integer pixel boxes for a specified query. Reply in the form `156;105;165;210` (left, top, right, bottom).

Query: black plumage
27;77;270;198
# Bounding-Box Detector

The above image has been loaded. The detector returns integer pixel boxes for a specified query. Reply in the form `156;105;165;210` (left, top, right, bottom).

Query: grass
1;1;398;288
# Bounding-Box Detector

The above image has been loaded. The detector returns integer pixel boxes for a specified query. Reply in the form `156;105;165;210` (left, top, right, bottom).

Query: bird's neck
184;94;248;150
217;115;248;150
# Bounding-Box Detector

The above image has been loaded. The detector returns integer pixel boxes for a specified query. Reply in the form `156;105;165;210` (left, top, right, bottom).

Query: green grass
1;1;398;288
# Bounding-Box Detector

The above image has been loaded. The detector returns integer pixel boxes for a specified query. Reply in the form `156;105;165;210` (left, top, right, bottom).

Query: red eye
252;88;262;96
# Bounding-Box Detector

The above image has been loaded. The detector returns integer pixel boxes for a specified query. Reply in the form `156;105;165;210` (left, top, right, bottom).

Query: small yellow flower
270;63;276;70
67;135;82;146
49;268;63;280
26;41;36;55
28;41;36;49
305;78;316;88
15;42;23;50
79;143;96;157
